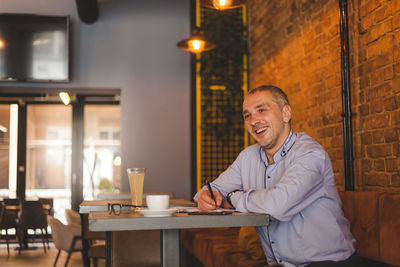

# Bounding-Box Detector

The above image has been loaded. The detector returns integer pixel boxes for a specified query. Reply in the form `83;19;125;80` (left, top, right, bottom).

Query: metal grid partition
193;1;249;192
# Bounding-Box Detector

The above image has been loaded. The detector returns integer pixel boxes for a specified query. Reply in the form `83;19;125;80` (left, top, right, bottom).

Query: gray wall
0;0;192;199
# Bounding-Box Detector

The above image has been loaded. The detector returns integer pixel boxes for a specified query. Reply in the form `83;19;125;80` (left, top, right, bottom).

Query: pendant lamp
200;0;247;10
176;27;215;53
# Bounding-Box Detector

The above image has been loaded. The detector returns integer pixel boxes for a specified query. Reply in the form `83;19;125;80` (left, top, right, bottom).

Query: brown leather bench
182;191;400;267
338;191;400;266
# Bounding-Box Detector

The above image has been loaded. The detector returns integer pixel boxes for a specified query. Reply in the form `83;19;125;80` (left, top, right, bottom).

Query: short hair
248;85;290;107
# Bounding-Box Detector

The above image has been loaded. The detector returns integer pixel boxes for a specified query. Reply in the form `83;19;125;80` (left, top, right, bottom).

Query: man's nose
249;115;260;126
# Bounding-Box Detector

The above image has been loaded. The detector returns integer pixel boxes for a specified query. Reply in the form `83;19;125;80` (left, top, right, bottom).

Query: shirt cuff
193;186;207;202
229;191;242;208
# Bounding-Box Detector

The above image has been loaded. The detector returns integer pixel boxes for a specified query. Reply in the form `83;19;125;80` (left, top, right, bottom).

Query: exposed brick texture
248;0;400;192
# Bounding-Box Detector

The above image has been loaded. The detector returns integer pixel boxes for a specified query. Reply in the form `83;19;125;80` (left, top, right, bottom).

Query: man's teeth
255;127;267;134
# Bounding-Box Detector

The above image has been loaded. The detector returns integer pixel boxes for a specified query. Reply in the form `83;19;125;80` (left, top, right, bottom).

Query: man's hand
197;189;223;211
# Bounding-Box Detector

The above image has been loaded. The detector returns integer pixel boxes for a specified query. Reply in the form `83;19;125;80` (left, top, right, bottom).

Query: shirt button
279;260;283;263
267;176;271;179
271;241;274;244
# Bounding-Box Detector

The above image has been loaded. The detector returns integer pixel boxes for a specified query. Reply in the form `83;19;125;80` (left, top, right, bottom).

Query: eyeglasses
107;203;145;215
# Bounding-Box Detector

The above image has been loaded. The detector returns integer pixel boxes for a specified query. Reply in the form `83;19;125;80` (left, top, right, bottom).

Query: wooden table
79;198;194;213
96;191;174;200
79;198;196;267
5;204;52;213
88;210;269;267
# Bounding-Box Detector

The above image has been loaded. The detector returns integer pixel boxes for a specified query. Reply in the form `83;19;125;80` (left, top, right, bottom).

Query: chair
16;200;49;253
47;215;82;267
39;197;54;216
66;209;105;267
65;209;81;228
0;202;18;254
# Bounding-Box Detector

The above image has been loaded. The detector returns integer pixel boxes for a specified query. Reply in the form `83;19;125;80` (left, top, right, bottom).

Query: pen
206;179;217;208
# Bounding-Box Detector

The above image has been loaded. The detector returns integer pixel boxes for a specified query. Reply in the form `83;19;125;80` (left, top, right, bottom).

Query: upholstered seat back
47;215;82;251
65;209;81;228
0;202;17;229
18;201;47;229
338;191;400;267
338;191;382;260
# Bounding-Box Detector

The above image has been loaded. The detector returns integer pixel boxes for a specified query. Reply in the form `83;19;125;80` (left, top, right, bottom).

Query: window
83;105;120;200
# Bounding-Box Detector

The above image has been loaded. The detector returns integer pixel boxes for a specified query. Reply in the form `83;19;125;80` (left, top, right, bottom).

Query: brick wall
248;0;399;192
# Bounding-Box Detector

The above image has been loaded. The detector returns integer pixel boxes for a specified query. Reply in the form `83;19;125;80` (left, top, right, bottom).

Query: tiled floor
0;242;105;267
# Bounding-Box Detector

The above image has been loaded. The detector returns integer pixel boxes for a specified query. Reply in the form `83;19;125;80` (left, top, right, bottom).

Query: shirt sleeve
234;149;331;221
193;151;246;202
211;153;246;196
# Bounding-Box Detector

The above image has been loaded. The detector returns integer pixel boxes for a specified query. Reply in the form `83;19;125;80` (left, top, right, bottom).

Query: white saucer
137;208;178;217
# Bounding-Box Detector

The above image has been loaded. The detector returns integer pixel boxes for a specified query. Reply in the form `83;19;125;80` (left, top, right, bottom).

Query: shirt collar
260;130;297;165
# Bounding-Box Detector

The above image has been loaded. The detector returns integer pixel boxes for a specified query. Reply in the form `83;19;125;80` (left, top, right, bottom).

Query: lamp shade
176;28;215;53
200;0;247;10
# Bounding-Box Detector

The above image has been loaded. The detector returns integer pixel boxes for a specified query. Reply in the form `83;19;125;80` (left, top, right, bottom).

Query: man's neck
264;128;291;164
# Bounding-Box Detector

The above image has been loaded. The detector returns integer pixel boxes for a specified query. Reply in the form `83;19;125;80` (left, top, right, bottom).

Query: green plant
99;177;113;192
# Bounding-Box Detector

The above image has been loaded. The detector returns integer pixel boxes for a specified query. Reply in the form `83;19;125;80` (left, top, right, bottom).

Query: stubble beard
250;128;276;150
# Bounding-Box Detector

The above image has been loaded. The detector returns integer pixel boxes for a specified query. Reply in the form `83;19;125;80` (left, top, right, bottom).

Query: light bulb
212;0;233;10
59;92;70;105
189;39;205;53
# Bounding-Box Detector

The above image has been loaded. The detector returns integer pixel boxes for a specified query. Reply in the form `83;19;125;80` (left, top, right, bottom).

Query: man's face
242;91;291;151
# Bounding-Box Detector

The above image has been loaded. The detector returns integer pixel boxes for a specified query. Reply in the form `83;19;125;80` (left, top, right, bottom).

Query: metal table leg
80;214;90;267
106;231;112;267
161;229;180;267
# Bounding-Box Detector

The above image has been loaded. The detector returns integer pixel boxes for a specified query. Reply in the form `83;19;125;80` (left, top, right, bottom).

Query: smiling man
195;85;364;267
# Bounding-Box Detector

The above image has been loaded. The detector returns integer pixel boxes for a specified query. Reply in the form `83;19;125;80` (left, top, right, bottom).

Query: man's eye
243;114;250;119
258;109;265;113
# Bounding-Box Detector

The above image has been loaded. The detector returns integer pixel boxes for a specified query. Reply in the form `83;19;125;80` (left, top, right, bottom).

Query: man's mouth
254;126;268;135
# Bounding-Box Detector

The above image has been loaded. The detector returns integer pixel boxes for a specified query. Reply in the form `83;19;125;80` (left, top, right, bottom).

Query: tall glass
127;168;146;206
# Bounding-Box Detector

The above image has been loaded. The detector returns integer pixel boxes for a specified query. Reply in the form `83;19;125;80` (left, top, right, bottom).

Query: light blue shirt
194;131;356;267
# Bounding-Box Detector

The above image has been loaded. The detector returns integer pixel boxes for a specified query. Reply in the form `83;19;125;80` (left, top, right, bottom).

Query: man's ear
282;105;292;123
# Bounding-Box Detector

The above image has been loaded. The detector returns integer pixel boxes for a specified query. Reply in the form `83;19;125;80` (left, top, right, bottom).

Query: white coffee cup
146;194;170;210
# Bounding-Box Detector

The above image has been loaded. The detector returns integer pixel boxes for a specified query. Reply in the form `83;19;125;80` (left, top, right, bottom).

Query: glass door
0;104;18;199
25;104;72;222
0;91;120;222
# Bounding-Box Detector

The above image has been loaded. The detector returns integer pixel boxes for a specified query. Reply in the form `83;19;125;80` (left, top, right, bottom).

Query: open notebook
175;207;236;215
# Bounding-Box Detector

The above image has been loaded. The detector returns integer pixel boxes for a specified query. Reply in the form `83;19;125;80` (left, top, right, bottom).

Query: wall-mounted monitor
0;14;70;82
